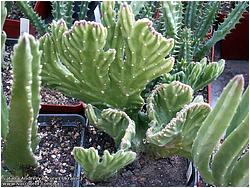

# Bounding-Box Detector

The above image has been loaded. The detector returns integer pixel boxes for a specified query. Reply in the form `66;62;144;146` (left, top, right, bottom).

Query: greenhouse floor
211;59;249;107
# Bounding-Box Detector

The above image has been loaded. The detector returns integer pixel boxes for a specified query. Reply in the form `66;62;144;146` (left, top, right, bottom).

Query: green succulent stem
192;75;248;186
15;1;47;35
3;34;42;176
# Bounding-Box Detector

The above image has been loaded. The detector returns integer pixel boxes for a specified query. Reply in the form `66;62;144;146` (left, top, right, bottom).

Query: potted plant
37;2;233;186
1;4;86;186
3;1;50;38
4;1;99;38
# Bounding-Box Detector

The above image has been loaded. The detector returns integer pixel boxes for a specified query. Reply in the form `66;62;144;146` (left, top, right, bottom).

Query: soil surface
2;44;80;105
1;118;83;187
79;125;189;187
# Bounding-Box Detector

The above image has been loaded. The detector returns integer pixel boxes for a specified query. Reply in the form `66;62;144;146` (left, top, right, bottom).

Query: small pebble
60;169;66;174
51;154;57;159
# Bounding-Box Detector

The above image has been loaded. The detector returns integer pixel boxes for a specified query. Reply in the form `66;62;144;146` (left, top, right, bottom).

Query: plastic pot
219;12;249;60
40;102;86;117
37;113;86;187
3;1;50;39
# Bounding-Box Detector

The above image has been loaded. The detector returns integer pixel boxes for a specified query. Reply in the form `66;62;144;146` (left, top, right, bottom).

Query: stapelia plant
161;1;247;91
192;75;249;186
1;1;8;139
160;1;248;61
39;2;214;182
135;1;247;92
2;33;42;177
162;57;225;91
145;81;211;159
15;1;90;35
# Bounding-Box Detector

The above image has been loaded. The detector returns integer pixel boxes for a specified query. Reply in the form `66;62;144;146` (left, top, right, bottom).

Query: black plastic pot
37;114;86;187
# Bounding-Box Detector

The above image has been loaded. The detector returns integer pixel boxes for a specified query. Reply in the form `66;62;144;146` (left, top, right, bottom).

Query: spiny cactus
195;2;249;59
73;147;136;182
160;1;248;61
15;1;91;36
40;2;174;111
145;81;211;159
76;1;90;21
15;1;48;35
192;75;249;186
163;57;225;91
3;33;42;177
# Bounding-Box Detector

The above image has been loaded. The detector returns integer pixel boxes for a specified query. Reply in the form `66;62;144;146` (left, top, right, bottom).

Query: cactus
226;86;249;137
51;1;75;28
40;2;174;111
1;1;8;140
15;1;48;35
1;89;8;140
192;75;249;186
15;1;91;36
76;1;90;20
145;81;211;159
86;105;136;150
159;1;248;61
132;2;247;93
1;1;6;62
3;33;42;177
195;2;249;59
163;58;225;91
73;147;136;182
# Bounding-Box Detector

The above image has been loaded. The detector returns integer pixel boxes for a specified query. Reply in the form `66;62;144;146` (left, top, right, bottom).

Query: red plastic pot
3;1;51;38
219;12;249;60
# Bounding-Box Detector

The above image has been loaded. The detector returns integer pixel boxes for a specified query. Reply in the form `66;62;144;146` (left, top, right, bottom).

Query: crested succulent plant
132;1;247;92
86;105;136;150
145;81;211;159
40;1;174;112
38;2;247;184
192;75;249;186
2;33;42;177
73;147;136;182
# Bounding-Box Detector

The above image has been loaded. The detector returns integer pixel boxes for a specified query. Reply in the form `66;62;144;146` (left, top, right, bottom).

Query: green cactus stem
195;2;248;59
1;89;8;140
3;33;42;176
163;57;225;91
77;1;90;20
15;1;47;35
86;105;136;150
226;86;249;137
73;147;136;182
192;75;249;186
146;82;211;158
40;2;174;111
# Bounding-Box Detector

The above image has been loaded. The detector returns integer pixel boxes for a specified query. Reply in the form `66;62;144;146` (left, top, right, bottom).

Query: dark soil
95;155;188;187
79;125;189;187
2;44;80;105
1;117;83;187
